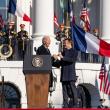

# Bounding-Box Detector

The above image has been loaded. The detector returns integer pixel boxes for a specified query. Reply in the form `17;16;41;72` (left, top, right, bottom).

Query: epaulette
13;31;17;35
3;32;6;35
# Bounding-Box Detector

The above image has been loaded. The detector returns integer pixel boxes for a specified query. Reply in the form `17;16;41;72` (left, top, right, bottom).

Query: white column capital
101;0;110;63
32;0;54;38
101;0;110;42
32;0;59;55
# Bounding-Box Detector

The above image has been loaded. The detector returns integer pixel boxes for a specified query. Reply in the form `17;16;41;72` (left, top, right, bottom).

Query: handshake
52;52;63;60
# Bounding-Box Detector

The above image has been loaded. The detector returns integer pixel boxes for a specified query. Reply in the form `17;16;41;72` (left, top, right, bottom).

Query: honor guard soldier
56;24;66;41
17;24;28;60
56;24;67;51
0;24;5;46
4;21;17;46
4;21;17;60
5;21;16;45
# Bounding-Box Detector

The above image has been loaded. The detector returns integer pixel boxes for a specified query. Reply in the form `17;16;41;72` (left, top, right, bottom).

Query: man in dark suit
37;36;53;90
53;38;78;108
37;36;51;55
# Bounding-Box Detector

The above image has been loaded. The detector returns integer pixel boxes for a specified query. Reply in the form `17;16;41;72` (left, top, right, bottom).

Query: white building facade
0;0;110;108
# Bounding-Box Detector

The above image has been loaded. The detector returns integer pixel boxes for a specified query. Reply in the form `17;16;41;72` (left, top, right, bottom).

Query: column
32;0;54;37
100;0;110;65
101;0;110;42
32;0;59;55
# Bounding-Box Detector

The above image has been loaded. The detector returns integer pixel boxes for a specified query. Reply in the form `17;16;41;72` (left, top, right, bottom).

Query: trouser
48;72;53;93
62;81;78;108
49;72;53;88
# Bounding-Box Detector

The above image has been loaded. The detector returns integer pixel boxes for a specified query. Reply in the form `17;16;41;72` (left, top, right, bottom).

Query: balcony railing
77;51;103;63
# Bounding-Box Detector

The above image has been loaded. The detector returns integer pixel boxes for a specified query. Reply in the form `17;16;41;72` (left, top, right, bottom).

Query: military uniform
0;31;6;45
17;30;28;40
56;24;68;41
56;30;66;41
6;29;17;45
4;21;17;60
17;24;28;60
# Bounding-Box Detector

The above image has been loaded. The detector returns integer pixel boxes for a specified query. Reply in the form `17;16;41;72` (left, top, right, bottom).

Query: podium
23;40;52;108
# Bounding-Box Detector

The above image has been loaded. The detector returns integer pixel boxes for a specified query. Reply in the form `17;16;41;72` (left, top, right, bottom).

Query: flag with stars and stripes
99;57;110;95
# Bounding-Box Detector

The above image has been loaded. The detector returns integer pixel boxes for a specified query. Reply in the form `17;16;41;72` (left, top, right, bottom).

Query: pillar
32;0;59;55
101;0;110;42
100;0;110;66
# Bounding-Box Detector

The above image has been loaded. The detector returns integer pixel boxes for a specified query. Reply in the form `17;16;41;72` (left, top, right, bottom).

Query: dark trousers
49;72;53;88
62;81;78;108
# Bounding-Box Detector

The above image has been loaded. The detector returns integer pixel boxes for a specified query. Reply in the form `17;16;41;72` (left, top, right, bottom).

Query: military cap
20;24;25;28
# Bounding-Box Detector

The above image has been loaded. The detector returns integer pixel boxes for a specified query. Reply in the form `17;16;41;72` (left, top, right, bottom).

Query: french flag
8;0;32;22
72;24;110;57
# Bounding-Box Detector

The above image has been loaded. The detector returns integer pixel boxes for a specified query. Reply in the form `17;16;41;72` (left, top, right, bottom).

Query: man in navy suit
53;38;78;108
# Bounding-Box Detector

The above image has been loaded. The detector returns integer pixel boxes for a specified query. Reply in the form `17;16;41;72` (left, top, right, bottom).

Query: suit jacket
37;45;51;55
37;45;56;65
60;48;78;82
37;45;54;88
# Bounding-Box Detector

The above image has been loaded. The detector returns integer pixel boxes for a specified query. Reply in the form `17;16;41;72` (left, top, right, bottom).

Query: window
0;0;9;21
0;82;21;108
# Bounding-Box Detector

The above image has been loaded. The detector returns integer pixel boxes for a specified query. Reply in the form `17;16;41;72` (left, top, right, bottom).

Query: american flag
0;15;4;28
99;57;110;95
80;0;90;32
54;14;59;28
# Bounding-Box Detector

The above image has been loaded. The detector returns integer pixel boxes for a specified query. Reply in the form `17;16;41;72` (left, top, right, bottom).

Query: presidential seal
32;56;43;67
0;44;13;60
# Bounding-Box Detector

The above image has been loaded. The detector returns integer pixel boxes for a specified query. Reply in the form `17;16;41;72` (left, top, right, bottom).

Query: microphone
34;47;37;54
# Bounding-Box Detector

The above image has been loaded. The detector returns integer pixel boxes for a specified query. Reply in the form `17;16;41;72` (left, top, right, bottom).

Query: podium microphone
34;47;37;55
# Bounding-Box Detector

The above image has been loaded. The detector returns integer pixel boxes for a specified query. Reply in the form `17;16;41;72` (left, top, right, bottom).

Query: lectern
23;40;52;108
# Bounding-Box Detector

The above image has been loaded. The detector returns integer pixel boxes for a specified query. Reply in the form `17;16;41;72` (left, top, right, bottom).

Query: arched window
0;82;21;108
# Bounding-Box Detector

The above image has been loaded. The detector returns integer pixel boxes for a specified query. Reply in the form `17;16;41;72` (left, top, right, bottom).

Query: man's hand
52;54;58;60
58;52;63;59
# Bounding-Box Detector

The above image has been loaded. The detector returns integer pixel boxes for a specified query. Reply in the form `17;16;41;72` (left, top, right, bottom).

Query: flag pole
29;1;31;38
29;22;31;37
102;57;105;103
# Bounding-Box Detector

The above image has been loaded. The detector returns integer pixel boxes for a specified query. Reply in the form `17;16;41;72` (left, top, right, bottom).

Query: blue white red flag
72;24;110;57
8;0;32;22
